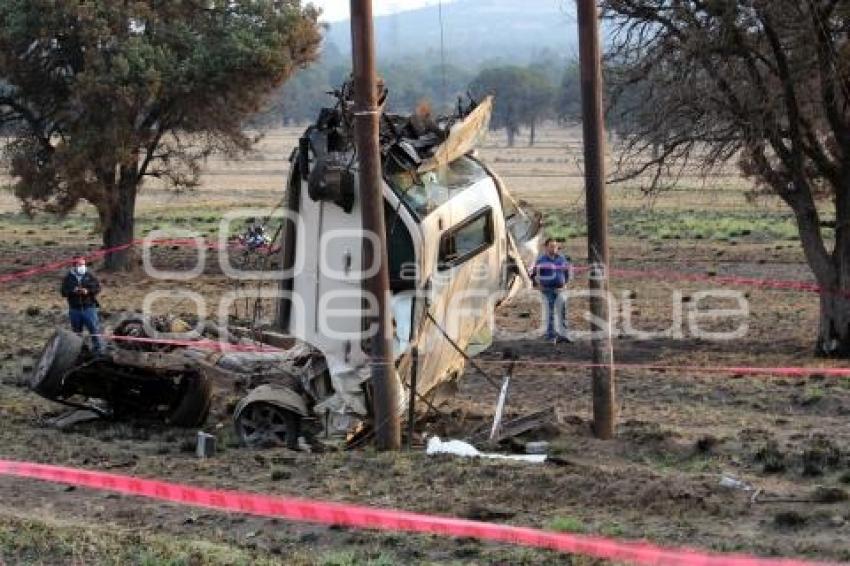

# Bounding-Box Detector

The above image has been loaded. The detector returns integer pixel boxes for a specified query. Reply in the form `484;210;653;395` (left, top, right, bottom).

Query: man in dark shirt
530;238;572;343
60;256;103;354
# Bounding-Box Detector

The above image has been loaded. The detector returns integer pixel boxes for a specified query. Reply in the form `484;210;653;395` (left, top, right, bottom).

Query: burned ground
0;127;848;564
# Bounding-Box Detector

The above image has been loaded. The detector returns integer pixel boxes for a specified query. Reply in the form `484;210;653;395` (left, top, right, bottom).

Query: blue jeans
542;288;567;339
70;307;103;353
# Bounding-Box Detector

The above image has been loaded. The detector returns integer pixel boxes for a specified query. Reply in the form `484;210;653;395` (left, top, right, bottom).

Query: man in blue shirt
530;238;572;343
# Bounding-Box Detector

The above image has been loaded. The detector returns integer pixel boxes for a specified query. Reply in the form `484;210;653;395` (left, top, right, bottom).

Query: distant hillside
325;0;578;68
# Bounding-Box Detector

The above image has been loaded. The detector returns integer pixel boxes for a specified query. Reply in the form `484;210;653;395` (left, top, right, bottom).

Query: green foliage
558;62;582;123
545;515;586;533
0;0;321;266
600;522;626;537
469;64;556;146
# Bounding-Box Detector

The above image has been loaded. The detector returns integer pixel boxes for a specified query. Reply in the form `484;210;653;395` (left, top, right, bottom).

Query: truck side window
438;208;494;270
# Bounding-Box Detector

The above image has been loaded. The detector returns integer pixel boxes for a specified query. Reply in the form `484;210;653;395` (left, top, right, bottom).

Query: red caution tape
104;335;850;379
545;264;836;297
477;359;850;379
0;238;241;284
99;334;850;378
0;460;825;565
0;241;138;284
0;238;830;297
607;266;830;296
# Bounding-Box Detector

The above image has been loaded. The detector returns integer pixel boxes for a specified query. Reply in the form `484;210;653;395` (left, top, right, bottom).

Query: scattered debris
46;409;101;430
489;374;511;441
719;475;754;492
525;441;550;455
426;436;546;463
196;432;216;458
475;406;558;444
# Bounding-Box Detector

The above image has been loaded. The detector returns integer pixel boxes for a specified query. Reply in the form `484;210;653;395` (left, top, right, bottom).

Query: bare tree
604;0;850;356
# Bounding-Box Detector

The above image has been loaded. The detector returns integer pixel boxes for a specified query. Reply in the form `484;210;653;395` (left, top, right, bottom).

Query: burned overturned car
30;86;542;448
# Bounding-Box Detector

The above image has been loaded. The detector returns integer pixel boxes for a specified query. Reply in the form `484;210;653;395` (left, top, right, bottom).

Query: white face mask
74;265;86;276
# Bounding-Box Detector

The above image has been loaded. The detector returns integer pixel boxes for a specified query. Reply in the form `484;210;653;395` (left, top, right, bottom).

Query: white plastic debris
426;436;546;463
719;475;753;491
525;441;550;455
489;375;511;441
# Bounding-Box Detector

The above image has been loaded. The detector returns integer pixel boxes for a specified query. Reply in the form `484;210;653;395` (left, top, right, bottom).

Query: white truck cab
275;91;542;440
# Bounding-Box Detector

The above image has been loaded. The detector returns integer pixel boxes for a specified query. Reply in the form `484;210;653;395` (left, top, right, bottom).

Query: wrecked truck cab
269;92;542;442
28;89;542;449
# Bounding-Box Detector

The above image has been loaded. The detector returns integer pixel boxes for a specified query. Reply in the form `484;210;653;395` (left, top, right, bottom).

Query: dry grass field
0;126;848;565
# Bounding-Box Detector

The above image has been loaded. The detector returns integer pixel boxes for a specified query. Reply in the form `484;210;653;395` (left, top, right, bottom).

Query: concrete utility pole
350;0;401;450
577;0;616;439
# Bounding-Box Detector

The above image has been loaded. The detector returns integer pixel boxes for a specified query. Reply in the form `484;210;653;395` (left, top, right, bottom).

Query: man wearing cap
60;257;103;354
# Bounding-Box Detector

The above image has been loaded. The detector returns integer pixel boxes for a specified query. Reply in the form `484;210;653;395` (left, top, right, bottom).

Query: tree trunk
815;187;850;356
507;124;517;147
101;168;139;271
529;118;536;146
794;186;850;357
816;292;850;356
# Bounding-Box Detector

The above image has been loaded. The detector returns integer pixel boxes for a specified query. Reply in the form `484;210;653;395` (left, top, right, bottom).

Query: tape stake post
0;460;822;566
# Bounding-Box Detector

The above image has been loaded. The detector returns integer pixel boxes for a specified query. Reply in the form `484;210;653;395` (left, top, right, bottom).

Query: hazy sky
308;0;455;22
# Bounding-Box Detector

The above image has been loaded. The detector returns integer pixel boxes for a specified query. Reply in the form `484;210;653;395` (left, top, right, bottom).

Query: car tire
234;401;301;450
165;370;213;427
30;329;83;400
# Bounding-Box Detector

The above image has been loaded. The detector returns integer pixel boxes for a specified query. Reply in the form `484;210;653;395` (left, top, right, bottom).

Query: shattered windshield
386;156;490;219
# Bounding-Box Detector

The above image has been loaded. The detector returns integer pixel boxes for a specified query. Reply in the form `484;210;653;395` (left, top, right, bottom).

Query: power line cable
438;0;447;109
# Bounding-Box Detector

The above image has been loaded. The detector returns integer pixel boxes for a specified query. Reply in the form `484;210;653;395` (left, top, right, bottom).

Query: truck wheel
165;371;212;427
234;401;301;449
30;329;83;399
